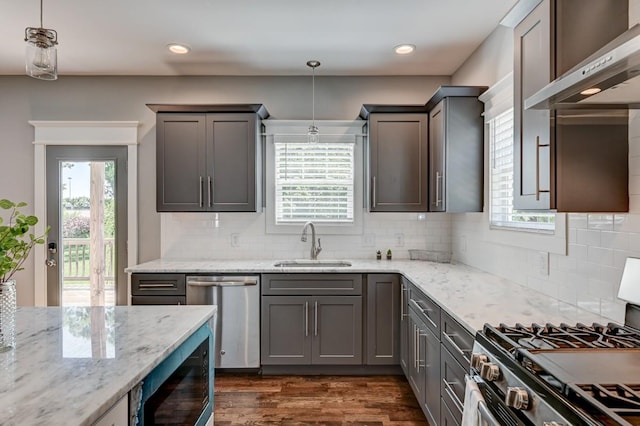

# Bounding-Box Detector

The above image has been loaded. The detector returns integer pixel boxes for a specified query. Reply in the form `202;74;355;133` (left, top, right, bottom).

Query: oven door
468;375;530;426
137;323;213;426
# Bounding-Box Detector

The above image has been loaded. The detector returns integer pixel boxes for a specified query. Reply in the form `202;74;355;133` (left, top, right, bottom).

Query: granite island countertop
0;305;216;426
127;258;616;333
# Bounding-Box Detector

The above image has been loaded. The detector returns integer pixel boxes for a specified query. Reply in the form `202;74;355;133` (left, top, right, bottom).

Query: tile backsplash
161;211;452;261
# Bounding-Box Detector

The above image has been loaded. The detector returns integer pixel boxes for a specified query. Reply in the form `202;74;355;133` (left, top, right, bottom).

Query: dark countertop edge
146;103;269;119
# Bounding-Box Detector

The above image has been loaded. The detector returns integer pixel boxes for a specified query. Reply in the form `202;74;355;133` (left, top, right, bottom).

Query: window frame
478;73;567;255
264;120;366;235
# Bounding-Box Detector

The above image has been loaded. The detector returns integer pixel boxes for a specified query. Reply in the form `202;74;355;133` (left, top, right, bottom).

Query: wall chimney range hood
526;24;640;110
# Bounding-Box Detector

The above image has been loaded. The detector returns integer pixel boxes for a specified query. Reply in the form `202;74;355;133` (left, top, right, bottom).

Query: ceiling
1;0;517;77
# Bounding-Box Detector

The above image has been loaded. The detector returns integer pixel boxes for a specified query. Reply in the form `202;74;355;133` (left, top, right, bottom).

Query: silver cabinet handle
314;300;318;336
442;378;464;413
305;301;309;337
535;135;550;201
409;298;438;330
199;176;204;208
435;171;442;206
418;330;427;370
442;332;471;365
187;281;256;287
414;324;419;370
401;283;407;318
372;176;377;209
139;283;175;288
208;176;212;207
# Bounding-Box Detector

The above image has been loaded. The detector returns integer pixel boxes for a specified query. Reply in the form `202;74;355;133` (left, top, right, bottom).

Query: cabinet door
422;321;441;426
400;278;410;375
261;296;311;365
429;100;446;212
369;114;428;212
312;296;362;365
206;113;257;212
366;274;400;365
440;345;466;424
156;114;207;211
407;309;425;405
513;0;552;210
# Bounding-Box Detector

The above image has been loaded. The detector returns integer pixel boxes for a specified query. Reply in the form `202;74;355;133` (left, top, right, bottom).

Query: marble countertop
0;305;216;426
127;258;614;333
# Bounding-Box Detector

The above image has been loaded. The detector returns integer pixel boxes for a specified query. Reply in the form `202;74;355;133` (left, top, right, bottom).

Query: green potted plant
0;199;48;351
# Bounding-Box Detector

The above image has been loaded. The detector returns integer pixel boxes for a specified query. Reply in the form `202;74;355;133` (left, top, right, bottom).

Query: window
274;138;354;224
489;109;554;231
264;120;365;235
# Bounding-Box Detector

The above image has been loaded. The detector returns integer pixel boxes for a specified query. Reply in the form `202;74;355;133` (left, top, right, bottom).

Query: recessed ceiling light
394;44;416;55
581;87;602;96
167;43;191;54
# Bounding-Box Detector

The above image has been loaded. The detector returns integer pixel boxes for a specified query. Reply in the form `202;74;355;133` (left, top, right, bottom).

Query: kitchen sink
273;260;352;268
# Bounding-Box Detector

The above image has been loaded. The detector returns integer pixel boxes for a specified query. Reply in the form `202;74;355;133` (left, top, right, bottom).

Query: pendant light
307;60;320;143
24;0;58;81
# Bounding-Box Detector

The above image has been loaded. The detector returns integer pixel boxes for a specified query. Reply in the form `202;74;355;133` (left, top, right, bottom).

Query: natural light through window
274;136;355;224
489;109;554;231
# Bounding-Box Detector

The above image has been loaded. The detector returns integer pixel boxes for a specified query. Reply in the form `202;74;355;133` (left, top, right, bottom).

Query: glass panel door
46;147;127;306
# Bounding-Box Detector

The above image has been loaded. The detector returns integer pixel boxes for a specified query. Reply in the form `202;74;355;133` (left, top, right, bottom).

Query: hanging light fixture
307;60;321;143
24;0;58;80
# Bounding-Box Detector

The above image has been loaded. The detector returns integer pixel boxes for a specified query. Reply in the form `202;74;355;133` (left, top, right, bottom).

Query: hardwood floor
214;374;428;425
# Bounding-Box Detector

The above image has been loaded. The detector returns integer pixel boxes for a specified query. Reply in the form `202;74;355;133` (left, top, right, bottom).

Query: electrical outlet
537;251;549;276
417;213;426;221
362;234;375;247
230;233;240;247
395;233;404;247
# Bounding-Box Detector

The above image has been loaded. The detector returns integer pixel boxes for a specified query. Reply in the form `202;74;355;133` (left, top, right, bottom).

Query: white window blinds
489;109;554;231
274;136;355;224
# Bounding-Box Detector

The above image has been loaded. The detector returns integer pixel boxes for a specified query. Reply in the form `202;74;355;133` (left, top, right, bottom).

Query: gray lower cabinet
427;88;485;213
131;273;186;305
366;274;400;365
261;274;363;366
261;295;362;365
407;284;441;426
150;104;268;212
400;277;410;375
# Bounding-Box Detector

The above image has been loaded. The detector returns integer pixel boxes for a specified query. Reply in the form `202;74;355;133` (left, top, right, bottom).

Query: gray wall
0;74;449;305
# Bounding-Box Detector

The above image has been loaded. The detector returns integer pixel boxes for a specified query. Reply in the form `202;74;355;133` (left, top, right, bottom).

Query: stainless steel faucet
301;221;322;260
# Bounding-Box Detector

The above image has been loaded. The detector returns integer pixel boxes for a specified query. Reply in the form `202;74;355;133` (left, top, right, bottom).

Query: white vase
0;280;16;352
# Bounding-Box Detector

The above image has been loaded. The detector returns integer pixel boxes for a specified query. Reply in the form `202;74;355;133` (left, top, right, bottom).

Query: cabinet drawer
131;273;186;296
131;295;186;305
408;285;440;333
441;311;474;368
440;345;466;423
262;274;362;296
441;397;461;426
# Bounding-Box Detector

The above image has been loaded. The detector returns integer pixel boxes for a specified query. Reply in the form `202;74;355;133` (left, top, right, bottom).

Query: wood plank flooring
214;374;428;425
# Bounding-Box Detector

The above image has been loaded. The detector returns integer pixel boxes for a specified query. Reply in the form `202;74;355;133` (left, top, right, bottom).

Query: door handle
314;300;318;337
305;301;309;337
535;136;550;201
372;176;377;209
435;171;442;206
199;176;204;208
208;176;213;208
46;241;57;267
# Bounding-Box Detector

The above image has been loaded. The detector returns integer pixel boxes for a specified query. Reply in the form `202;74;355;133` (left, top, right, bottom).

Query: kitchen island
0;305;216;426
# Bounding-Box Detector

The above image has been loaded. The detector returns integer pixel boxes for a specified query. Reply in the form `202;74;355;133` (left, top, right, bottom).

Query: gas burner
486;322;640;351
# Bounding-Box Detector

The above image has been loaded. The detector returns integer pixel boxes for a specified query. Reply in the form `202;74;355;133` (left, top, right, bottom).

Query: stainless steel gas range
470;322;640;425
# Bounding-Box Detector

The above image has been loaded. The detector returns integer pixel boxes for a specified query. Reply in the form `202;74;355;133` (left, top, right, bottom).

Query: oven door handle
187;277;258;287
478;400;501;426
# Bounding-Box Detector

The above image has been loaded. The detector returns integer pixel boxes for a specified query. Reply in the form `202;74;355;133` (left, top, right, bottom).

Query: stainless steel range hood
526;24;640;110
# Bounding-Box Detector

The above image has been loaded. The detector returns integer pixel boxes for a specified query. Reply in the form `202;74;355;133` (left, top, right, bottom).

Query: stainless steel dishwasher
186;275;260;369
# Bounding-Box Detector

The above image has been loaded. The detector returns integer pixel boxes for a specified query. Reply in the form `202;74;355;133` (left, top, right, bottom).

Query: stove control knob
479;362;500;381
543;423;565;426
470;353;488;370
506;387;530;410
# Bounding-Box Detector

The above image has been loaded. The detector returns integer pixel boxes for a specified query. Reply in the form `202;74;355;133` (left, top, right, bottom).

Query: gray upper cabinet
513;0;629;212
149;104;268;212
361;106;428;212
366;274;400;365
426;87;485;212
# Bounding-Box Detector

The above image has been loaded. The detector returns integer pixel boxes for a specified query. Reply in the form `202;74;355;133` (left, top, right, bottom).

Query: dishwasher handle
186;276;259;287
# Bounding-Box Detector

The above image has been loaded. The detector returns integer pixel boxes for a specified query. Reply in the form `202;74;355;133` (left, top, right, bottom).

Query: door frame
30;121;139;306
